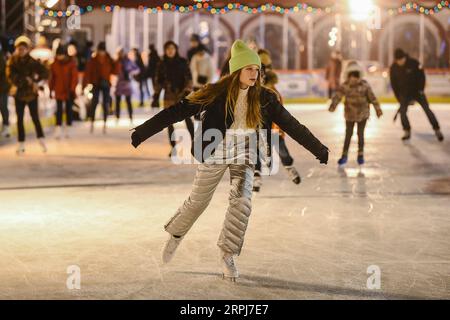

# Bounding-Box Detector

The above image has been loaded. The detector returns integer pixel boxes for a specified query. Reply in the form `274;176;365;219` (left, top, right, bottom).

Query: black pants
91;85;110;122
255;134;294;172
115;95;132;120
150;78;160;107
56;99;73;126
343;119;367;156
399;93;440;130
15;98;44;142
139;79;150;106
168;118;194;148
0;93;8;126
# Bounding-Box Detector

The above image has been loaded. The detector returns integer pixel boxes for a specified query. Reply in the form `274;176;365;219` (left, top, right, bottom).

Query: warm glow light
348;0;375;21
46;0;60;8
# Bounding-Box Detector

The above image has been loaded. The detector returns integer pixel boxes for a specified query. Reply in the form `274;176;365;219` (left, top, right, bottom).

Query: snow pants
164;162;254;256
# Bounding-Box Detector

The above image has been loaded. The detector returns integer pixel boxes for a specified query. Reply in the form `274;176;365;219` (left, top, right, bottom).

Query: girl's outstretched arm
267;93;329;164
131;99;202;148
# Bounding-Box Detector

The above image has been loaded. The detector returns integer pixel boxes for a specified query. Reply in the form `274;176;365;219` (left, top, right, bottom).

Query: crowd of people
0;33;219;155
0;33;444;159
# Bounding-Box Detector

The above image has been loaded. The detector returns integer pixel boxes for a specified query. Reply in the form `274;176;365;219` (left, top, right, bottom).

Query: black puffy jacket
389;55;426;100
131;87;329;164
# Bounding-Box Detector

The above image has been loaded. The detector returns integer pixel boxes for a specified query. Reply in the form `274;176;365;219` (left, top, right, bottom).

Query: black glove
317;147;329;164
131;130;141;148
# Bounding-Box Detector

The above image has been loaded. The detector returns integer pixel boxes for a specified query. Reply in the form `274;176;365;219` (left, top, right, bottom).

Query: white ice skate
54;126;62;140
161;234;183;264
65;126;71;139
38;138;47;153
220;250;239;282
1;125;10;138
285;165;301;184
16;143;25;155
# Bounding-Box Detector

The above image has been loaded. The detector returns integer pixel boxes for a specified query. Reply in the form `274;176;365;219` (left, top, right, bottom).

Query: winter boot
16;142;25;155
220;249;239;282
54;126;62;140
337;155;348;166
401;129;411;141
161;234;183;264
285;165;301;184
253;171;262;192
434;129;444;142
38;138;47;153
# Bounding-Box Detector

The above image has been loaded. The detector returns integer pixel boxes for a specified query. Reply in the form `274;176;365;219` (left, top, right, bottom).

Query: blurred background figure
325;51;342;99
49;45;78;139
147;44;161;109
187;34;208;63
83;41;115;134
0;45;10;139
131;48;150;108
114;48;139;126
156;40;194;156
6;35;49;155
190;46;215;91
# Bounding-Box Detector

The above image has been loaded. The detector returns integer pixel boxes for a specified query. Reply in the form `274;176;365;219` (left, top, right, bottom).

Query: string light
39;1;450;17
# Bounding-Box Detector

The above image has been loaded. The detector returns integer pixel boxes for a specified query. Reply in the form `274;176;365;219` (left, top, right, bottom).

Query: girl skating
131;40;329;281
329;61;382;166
6;36;49;154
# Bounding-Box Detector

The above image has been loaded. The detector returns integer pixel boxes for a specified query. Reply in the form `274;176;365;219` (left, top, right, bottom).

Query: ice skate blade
222;274;238;282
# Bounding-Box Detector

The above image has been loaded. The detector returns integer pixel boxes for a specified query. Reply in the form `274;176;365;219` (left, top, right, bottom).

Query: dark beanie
56;45;67;56
97;41;106;51
394;48;406;60
190;34;200;42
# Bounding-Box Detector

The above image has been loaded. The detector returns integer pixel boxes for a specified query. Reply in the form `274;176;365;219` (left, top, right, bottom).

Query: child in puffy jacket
329;61;382;166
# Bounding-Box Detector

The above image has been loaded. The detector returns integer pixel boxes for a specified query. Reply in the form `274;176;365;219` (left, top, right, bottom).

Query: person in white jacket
190;47;215;91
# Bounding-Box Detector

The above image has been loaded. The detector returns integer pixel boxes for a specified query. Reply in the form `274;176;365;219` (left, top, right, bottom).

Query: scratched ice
0;104;449;299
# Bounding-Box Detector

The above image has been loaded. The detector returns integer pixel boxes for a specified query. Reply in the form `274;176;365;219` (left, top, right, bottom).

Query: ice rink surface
0;103;449;299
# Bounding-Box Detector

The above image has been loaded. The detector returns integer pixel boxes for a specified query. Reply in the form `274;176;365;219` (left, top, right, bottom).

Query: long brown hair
186;69;263;129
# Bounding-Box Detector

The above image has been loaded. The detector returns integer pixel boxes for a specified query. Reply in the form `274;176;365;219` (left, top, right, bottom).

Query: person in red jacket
83;41;115;134
49;45;78;139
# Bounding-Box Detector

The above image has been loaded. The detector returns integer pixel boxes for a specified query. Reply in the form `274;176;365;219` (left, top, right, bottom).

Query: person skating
187;34;208;63
325;51;342;99
0;46;10;138
390;48;443;142
132;48;150;108
49;45;78;139
83;41;115;134
155;40;195;156
130;40;329;281
329;61;382;166
253;69;301;192
222;45;301;191
6;36;49;154
114;48;139;126
190;46;215;91
147;44;161;109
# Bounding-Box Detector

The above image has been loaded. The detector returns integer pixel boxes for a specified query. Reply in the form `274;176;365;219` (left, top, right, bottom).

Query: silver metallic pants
164;162;254;255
